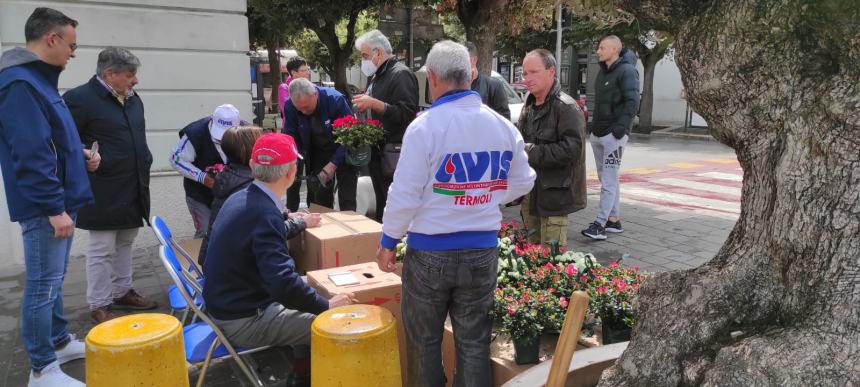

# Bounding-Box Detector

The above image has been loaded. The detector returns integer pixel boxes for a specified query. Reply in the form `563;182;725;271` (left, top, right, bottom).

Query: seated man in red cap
202;133;354;381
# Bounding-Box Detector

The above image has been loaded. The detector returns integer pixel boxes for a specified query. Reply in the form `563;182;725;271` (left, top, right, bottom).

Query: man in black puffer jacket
582;35;640;241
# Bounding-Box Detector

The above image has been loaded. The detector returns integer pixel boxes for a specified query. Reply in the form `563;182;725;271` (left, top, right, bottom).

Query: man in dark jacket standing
581;36;640;240
465;41;510;120
0;8;92;386
352;30;418;221
517;49;587;247
284;78;357;212
64;47;157;323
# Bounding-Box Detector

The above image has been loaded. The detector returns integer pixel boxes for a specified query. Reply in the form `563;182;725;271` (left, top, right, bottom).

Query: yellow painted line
670;162;705;169
705;158;738;164
625;167;660;175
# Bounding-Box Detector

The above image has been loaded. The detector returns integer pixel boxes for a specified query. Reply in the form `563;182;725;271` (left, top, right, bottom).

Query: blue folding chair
151;216;204;323
159;245;269;387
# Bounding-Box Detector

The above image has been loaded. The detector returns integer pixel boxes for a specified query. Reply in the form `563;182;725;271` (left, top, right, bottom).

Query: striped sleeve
169;136;205;183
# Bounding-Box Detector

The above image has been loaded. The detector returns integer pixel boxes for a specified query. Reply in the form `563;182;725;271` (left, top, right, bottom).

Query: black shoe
581;222;607;240
605;220;624;233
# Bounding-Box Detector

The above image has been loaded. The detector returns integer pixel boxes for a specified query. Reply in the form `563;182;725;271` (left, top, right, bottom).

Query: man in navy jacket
203;133;353;379
64;47;157;324
0;8;93;386
283;78;356;211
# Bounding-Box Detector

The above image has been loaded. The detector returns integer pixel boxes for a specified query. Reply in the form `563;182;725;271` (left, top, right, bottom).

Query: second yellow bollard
312;304;402;387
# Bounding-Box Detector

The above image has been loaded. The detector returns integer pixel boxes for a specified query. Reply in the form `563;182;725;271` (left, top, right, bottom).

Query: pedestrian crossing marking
654;178;742;196
670;162;705;169
705;158;738;164
625;167;660;175
696;172;743;182
623;187;740;213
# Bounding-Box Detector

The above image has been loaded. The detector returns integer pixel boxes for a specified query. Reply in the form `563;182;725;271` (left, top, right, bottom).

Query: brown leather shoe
90;306;120;324
113;289;158;310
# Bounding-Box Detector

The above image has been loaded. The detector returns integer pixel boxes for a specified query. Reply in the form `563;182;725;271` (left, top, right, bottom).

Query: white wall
0;0;251;270
648;58;690;127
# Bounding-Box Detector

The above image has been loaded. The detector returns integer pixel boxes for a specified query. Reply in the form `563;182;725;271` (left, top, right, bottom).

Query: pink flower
610;261;619;268
560;297;568;308
507;307;516;316
565;264;577;276
597;286;608;294
544;262;555;270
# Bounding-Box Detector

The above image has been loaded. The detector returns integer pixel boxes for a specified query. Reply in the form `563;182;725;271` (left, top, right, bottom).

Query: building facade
0;0;252;269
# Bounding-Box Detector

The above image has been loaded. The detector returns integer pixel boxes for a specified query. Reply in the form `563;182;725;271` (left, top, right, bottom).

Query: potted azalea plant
332;115;384;166
493;285;569;364
584;261;647;344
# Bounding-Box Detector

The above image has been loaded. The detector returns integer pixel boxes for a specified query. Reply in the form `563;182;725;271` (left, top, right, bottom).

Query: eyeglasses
54;33;77;52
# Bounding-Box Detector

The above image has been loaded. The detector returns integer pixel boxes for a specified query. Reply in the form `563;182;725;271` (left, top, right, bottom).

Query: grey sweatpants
590;133;628;224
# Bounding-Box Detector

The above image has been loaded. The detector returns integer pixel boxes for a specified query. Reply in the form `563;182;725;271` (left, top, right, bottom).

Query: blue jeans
401;247;498;387
20;215;75;372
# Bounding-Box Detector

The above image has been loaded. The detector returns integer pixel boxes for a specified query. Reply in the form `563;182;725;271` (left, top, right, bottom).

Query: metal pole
555;1;562;81
409;6;414;69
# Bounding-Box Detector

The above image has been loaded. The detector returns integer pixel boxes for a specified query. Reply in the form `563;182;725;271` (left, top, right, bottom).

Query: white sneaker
55;334;86;364
28;361;85;387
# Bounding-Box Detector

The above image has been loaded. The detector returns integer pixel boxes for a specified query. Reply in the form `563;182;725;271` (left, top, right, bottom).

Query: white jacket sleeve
169;136;206;183
502;128;536;203
381;126;430;241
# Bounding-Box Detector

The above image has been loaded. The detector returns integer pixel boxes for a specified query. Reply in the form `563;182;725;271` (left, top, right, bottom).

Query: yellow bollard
312;304;402;387
86;313;189;387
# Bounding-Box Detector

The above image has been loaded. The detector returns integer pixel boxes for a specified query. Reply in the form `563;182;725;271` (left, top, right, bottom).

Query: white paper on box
328;272;360;286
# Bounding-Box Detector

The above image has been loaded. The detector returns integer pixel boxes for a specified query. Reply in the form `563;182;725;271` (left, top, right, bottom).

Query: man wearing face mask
352;30;418;221
64;47;157;323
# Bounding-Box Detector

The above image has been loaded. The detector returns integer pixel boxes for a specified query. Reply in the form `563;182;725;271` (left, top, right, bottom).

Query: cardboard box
441;321;588;387
289;211;382;273
307;263;406;384
287;203;335;269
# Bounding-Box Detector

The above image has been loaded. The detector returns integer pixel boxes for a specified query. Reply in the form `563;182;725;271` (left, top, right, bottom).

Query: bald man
581;35;640;241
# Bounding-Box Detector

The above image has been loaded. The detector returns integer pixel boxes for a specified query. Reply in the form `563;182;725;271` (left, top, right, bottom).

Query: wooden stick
545;291;589;387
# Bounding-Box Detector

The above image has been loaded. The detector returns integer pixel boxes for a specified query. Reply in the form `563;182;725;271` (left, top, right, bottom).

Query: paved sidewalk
0;154;740;386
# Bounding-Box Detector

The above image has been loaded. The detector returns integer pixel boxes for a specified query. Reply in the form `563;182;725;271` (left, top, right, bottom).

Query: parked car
319;81;362;95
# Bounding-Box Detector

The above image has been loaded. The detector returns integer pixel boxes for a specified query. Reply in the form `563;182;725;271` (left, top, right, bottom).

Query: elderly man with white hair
352;29;418;221
283;77;357;211
376;40;535;386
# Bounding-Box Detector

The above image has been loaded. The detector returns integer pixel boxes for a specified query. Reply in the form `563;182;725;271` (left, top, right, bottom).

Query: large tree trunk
458;0;505;75
266;36;282;114
599;1;860;386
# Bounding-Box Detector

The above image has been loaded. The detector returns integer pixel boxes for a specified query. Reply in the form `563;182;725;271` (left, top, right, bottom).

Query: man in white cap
170;104;241;238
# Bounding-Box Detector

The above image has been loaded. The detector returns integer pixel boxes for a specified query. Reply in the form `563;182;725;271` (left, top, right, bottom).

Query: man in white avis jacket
376;41;535;387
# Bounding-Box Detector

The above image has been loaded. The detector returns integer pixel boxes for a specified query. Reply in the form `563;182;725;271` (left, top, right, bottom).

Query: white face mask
361;49;378;77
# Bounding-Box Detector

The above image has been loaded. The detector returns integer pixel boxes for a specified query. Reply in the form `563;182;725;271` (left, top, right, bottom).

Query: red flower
610;261;619;268
365;118;383;127
332;115;356;128
507;307;516;316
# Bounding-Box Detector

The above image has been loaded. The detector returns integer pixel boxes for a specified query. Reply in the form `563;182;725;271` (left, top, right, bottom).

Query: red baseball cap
251;133;302;165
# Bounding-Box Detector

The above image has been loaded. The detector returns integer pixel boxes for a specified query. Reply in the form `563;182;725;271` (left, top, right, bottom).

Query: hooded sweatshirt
0;47;93;221
591;48;640;139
